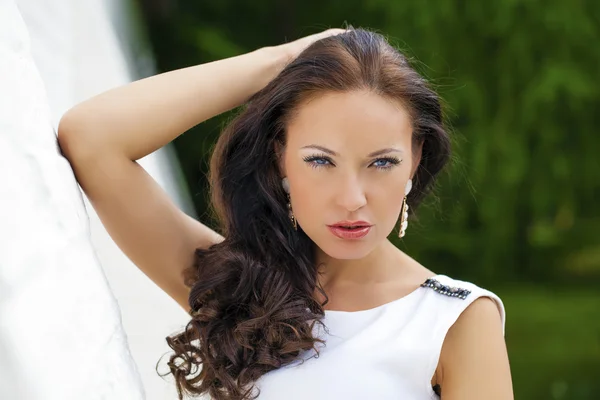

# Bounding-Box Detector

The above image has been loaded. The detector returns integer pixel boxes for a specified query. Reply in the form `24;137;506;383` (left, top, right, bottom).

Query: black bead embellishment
421;278;471;300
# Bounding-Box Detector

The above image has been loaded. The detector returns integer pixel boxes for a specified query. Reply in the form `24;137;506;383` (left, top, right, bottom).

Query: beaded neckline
421;277;472;300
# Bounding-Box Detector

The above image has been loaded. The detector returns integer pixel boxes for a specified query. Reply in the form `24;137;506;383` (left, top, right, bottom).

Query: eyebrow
300;144;403;157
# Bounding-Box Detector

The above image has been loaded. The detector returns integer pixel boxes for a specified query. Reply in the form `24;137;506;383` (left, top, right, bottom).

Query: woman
58;28;513;400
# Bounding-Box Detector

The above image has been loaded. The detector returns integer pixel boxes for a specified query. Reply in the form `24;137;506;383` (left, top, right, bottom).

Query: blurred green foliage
140;0;600;398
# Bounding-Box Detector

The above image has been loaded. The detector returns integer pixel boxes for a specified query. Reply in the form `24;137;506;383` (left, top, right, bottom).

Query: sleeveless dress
251;274;506;399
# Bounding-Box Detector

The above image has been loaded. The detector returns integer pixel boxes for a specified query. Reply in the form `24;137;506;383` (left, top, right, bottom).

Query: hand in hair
273;28;348;70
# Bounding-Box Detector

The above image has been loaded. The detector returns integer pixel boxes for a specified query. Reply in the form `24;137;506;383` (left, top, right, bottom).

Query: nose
335;174;367;212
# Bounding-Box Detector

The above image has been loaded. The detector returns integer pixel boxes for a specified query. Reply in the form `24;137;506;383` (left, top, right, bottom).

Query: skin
277;89;514;399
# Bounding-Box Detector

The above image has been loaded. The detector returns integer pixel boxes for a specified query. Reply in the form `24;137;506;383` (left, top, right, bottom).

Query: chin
315;237;378;260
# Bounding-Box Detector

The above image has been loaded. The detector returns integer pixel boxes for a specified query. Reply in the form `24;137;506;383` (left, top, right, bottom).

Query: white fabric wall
0;1;145;398
1;1;195;398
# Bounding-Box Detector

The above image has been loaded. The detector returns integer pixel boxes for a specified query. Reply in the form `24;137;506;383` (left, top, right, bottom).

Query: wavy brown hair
163;28;451;399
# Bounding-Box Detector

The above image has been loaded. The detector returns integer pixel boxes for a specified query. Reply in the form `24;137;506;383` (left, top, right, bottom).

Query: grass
500;285;600;399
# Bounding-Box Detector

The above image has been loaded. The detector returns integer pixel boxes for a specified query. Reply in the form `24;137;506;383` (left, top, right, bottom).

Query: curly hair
163;28;451;399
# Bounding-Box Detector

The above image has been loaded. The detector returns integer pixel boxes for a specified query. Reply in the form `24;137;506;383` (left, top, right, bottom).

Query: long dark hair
164;28;450;400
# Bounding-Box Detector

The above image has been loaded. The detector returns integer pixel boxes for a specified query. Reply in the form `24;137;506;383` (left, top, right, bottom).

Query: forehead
285;90;413;149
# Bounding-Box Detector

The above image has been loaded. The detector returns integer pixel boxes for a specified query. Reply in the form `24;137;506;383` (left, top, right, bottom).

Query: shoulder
433;276;513;399
445;295;505;346
425;274;507;335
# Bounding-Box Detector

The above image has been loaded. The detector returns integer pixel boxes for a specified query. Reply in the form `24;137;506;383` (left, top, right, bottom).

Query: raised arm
58;46;288;162
57;29;345;311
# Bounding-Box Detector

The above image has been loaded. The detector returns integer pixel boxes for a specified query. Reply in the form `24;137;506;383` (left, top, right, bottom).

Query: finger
320;28;347;38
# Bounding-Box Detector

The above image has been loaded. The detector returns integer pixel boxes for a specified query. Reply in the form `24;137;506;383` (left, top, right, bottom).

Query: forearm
58;46;289;161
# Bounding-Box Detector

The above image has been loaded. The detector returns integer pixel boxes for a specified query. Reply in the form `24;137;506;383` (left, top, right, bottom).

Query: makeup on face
283;91;414;250
326;221;373;240
300;144;403;172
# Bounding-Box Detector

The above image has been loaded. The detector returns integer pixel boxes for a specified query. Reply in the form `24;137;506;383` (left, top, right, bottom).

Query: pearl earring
399;179;412;238
282;177;297;230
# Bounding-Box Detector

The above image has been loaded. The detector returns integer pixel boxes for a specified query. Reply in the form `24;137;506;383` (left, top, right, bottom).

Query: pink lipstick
327;221;372;240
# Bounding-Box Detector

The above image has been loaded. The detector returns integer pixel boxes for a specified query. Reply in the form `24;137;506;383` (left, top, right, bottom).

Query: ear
410;139;424;179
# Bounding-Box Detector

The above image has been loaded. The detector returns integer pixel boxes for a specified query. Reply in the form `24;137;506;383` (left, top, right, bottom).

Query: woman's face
278;90;421;260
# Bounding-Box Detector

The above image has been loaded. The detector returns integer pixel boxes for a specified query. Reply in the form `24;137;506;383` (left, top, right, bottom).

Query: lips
329;220;372;228
327;221;373;240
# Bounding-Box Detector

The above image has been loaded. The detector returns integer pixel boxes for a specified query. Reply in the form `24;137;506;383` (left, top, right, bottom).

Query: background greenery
137;1;600;398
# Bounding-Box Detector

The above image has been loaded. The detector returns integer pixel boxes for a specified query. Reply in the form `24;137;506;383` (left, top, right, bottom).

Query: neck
315;239;401;289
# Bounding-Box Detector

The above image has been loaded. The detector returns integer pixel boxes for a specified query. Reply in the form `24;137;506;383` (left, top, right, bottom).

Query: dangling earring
282;177;297;230
399;179;412;238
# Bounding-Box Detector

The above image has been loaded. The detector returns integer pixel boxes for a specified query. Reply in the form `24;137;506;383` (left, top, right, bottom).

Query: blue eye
372;157;401;169
313;158;330;166
373;159;390;168
303;155;333;169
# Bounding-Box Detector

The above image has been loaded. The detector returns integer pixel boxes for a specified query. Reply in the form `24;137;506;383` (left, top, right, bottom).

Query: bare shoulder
438;296;514;399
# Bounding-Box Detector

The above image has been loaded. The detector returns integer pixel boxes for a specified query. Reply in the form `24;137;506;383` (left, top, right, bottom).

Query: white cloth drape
0;1;145;398
1;0;194;398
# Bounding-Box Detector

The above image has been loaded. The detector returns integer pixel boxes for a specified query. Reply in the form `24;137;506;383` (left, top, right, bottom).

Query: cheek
365;181;406;239
370;171;407;205
285;159;319;205
289;172;324;216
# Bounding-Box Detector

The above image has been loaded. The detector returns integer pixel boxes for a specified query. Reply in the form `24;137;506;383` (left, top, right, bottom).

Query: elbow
57;110;77;161
57;108;95;161
57;109;74;144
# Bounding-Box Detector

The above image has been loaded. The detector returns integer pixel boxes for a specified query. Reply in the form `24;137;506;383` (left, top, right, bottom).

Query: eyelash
302;153;401;170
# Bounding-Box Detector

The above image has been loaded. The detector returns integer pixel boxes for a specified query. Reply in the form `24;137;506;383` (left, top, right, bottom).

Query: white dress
252;274;506;399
